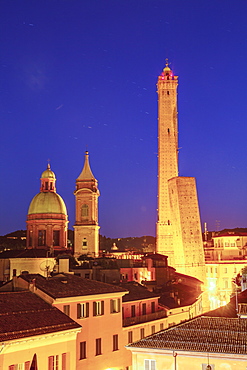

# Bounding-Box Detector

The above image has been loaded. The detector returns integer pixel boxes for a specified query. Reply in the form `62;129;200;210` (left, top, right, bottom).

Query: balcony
123;310;167;327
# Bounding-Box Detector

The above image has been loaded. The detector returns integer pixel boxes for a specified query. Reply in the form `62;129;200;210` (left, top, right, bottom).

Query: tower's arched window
81;204;89;217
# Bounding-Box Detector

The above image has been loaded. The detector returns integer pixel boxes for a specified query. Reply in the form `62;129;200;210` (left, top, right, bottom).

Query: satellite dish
40;260;55;278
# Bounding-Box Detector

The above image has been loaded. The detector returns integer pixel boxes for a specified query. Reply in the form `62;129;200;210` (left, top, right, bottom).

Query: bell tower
74;151;100;256
156;60;178;264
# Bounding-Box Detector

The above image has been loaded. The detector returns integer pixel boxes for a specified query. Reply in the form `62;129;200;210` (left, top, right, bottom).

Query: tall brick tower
156;61;206;284
156;60;178;265
74;151;100;256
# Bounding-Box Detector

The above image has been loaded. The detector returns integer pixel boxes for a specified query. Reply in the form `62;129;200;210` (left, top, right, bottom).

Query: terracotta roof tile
128;316;247;355
20;273;127;298
0;291;81;341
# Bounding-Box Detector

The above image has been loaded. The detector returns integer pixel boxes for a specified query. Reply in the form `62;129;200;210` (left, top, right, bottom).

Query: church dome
28;192;67;215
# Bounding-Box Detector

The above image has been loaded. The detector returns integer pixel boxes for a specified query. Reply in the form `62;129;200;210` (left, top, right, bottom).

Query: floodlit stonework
156;61;206;284
26;164;68;250
74;151;100;256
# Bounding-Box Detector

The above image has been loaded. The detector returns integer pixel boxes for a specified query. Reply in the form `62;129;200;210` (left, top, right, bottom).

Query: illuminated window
81;204;89;217
38;230;46;246
93;301;104;316
110;299;120;313
80;342;86;359
128;331;133;344
144;359;156;370
113;334;118;351
95;338;102;356
63;305;70;316
77;303;89;318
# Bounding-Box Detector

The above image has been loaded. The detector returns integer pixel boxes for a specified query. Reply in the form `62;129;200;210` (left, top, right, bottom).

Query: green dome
28;192;67;215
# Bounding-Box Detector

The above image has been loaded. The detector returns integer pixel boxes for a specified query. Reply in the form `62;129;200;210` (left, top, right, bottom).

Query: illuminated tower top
156;59;179;259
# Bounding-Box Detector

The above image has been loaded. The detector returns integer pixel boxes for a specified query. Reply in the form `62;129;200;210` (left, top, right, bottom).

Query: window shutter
77;303;81;319
62;353;67;370
86;302;89;317
117;298;120;312
25;362;30;370
93;301;96;316
110;299;113;313
48;356;54;370
101;300;104;315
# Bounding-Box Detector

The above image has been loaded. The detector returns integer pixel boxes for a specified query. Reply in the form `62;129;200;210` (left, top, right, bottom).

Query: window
225;267;228;273
151;325;155;334
110;298;120;313
77;302;89;318
81;204;89;217
93;301;104;316
80;341;86;359
160;323;164;330
113;334;118;351
82;238;87;249
38;230;46;246
9;365;30;370
144;359;156;370
55;355;59;370
84;273;90;279
142;303;146;315
128;331;133;344
53;230;60;246
131;305;135;317
151;301;155;313
95;338;102;355
63;305;70;316
140;328;145;339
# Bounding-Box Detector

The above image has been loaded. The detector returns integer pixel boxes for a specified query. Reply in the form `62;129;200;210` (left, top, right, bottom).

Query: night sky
1;1;247;238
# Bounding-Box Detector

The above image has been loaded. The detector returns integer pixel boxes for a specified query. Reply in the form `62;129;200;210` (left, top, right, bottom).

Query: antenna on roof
40;260;55;279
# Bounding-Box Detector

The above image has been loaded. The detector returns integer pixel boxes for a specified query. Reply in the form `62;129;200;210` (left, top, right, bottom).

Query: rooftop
0;291;80;342
20;273;127;299
120;282;159;302
128;316;247;354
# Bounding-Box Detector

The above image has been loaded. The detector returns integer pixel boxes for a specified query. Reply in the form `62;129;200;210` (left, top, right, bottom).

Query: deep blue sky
1;1;247;237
